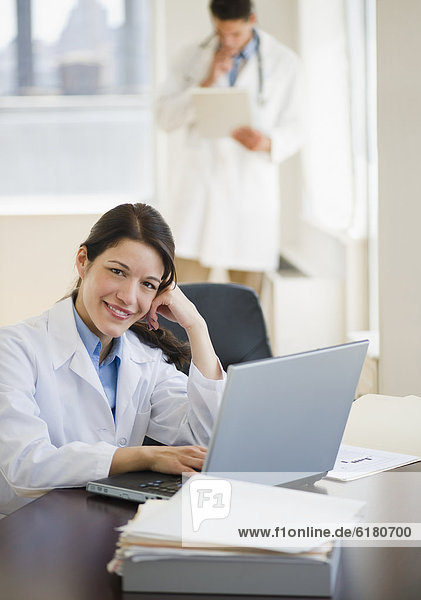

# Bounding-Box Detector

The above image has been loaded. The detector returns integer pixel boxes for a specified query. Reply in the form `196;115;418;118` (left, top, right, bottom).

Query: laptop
86;340;368;503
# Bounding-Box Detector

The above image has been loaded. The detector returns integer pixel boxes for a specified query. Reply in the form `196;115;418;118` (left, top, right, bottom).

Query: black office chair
159;282;272;373
142;282;272;446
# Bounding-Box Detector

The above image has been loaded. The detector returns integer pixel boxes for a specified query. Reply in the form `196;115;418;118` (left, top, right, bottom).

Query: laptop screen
203;341;368;486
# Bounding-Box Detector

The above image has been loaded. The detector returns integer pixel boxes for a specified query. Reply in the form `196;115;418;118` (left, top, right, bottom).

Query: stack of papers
108;474;365;596
109;501;334;571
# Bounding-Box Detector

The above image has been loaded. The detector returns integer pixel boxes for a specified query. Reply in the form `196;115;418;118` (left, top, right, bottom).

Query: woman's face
75;238;165;347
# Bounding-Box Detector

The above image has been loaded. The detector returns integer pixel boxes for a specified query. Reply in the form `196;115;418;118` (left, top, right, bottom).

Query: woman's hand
109;445;207;476
145;445;207;474
145;285;202;332
145;285;223;381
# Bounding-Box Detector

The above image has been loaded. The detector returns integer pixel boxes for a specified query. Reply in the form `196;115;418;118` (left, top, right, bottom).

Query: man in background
157;0;301;293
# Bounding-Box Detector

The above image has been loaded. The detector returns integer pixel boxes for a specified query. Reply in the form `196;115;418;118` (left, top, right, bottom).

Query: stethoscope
198;28;265;105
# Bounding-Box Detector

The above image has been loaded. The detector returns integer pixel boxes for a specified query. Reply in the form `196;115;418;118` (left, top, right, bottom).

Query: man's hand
232;126;272;153
201;47;234;87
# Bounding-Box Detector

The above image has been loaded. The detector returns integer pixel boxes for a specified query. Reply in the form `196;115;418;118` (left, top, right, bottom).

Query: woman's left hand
145;285;202;332
145;285;223;381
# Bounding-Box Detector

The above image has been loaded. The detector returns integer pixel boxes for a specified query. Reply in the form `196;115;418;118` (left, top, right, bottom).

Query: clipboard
191;87;251;138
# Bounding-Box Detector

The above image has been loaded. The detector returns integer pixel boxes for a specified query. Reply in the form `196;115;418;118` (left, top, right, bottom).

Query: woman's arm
146;286;223;381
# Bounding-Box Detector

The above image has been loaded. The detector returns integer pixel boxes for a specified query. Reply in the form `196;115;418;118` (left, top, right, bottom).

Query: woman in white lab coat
0;203;225;515
157;19;301;275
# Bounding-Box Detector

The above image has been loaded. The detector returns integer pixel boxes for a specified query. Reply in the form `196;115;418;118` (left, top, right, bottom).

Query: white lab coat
157;29;301;271
0;297;225;514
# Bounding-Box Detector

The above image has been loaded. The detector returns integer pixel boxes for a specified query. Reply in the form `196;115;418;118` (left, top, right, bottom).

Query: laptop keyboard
138;477;182;497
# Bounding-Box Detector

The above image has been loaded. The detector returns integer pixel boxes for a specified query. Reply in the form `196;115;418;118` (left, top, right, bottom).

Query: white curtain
298;0;374;239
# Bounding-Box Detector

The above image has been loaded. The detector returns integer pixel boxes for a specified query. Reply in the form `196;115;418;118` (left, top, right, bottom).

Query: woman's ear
75;246;89;279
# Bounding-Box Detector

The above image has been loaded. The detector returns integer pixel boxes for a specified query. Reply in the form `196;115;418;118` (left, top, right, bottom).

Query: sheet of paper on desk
191;88;251;138
326;444;421;481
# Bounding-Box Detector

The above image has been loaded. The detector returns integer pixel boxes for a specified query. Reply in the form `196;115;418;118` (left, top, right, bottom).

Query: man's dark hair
209;0;254;21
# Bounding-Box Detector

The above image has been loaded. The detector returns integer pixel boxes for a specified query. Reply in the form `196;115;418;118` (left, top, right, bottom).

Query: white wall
0;214;99;326
377;0;421;394
158;0;299;59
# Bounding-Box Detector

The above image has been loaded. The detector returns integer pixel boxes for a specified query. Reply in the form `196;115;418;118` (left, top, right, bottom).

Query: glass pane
1;0;151;95
0;102;154;200
0;0;154;210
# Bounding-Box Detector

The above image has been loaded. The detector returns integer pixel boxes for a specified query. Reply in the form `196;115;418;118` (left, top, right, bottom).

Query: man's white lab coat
157;29;301;271
0;297;224;513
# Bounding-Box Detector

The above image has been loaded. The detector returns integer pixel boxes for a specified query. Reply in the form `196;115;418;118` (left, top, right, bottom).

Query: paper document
191;87;251;138
326;444;420;482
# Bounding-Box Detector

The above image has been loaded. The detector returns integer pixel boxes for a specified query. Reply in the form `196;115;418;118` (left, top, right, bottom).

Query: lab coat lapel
235;51;259;98
68;349;107;400
48;297;108;401
114;332;152;426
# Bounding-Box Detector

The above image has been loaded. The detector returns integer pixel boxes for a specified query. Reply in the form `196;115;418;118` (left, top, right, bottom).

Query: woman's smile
104;301;135;320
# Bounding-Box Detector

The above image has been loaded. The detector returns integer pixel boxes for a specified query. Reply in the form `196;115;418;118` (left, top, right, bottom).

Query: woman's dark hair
72;203;190;370
210;0;254;21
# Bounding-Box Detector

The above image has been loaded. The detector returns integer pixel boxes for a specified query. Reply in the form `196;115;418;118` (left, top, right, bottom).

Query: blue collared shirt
228;29;258;86
72;305;122;417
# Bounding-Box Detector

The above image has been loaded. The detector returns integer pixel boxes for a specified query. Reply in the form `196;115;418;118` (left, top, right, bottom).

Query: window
0;0;154;214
